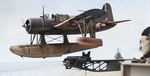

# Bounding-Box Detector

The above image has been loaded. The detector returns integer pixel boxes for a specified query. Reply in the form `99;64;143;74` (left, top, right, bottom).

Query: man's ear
146;36;150;40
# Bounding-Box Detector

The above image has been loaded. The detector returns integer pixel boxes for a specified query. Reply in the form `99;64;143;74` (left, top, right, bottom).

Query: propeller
25;21;30;31
22;19;30;32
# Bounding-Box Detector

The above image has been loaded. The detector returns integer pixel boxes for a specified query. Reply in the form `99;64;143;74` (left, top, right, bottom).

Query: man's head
140;36;150;57
140;27;150;57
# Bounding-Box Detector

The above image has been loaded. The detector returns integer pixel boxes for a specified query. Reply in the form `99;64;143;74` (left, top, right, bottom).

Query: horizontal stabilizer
101;20;130;24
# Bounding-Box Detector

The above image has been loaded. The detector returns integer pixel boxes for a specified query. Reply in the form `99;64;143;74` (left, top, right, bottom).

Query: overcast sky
0;0;150;62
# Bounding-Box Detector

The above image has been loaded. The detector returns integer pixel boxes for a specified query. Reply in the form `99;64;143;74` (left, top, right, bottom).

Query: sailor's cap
142;27;150;36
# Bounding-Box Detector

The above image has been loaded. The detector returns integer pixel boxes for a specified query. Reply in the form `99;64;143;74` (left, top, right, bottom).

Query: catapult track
64;59;131;72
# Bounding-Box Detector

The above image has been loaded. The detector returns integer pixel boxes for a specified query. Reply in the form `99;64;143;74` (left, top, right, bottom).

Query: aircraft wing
54;9;107;30
53;18;77;30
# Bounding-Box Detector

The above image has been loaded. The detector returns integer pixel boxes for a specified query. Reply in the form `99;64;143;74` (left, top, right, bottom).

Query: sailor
139;27;150;63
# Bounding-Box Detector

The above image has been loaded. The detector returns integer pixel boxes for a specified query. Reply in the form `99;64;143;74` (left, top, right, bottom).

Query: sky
0;0;150;62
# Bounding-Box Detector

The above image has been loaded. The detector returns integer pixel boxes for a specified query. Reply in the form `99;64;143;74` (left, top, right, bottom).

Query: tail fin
102;3;114;21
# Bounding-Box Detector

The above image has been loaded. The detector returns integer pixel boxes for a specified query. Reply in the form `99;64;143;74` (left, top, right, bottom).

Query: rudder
102;3;114;21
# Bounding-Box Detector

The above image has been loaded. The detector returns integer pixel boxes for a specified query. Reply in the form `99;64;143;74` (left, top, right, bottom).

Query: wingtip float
10;3;130;58
76;37;103;46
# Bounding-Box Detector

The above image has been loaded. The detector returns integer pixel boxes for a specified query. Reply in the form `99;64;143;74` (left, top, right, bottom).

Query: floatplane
10;3;130;58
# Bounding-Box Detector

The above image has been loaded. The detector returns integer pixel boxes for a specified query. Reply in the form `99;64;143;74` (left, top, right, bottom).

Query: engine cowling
24;18;52;34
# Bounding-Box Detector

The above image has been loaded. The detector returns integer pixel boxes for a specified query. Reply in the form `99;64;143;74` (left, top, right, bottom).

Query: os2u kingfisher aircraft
10;3;130;58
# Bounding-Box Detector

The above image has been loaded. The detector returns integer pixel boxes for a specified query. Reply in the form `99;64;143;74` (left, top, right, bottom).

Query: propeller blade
21;18;25;27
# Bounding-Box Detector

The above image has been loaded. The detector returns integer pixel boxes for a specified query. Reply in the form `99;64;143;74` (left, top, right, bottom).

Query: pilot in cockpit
51;14;56;21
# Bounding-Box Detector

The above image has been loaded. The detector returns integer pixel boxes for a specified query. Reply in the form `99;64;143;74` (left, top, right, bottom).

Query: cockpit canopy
51;14;71;22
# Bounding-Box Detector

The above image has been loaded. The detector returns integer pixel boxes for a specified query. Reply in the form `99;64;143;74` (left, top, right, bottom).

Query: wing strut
76;17;95;38
77;21;84;37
